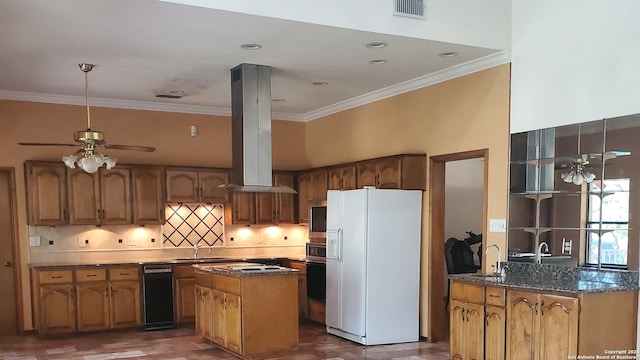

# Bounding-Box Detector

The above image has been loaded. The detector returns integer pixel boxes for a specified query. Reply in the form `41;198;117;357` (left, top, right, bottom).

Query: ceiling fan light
572;172;585;185
561;170;575;183
62;154;78;169
104;156;117;169
584;171;596;183
78;156;101;174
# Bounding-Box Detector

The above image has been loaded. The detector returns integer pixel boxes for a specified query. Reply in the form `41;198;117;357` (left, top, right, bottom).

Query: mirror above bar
508;114;639;269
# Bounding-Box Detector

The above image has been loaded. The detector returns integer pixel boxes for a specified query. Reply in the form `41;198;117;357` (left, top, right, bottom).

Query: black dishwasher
142;264;174;330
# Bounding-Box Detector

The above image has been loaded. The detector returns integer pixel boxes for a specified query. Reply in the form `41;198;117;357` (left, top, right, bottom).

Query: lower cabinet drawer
75;269;107;282
109;267;139;281
485;286;505;306
38;270;73;284
450;281;484;304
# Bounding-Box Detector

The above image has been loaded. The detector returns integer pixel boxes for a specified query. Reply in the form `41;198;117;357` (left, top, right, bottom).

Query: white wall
511;0;640;133
160;0;511;50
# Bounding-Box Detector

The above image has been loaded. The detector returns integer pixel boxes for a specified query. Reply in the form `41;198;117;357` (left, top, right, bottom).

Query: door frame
428;149;489;342
1;167;24;334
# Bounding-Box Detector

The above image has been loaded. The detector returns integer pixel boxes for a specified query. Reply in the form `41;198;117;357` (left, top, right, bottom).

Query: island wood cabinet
166;168;229;204
75;267;140;332
356;154;426;190
173;265;196;324
450;279;638;360
131;167;165;224
449;282;486;360
327;165;356;191
194;268;298;358
25;162;68;226
67;168;132;225
32;269;76;334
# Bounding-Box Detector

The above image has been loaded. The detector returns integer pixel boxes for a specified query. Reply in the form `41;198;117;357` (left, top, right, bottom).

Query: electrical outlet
29;236;41;247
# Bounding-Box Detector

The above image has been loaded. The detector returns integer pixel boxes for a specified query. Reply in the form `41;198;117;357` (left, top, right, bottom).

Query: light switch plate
78;237;86;247
489;219;506;233
29;236;41;247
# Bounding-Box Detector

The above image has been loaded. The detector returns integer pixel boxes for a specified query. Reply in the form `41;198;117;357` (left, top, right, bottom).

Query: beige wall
1;64;510;335
304;64;511;337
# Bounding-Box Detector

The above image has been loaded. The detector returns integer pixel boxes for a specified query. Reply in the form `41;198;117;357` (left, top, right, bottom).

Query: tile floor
0;321;450;360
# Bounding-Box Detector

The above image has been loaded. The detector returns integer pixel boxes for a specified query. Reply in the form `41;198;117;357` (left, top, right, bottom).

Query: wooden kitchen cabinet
328;164;356;190
76;267;140;332
297;169;327;224
485;287;506;360
226;191;256;225
25;162;68;226
449;282;485;360
287;260;308;319
194;268;298;358
173;264;196;324
32;269;76;334
507;290;578;360
67;168;132;225
356;154;426;190
166;168;229;203
211;289;242;353
195;285;213;340
256;172;296;224
131;167;165;224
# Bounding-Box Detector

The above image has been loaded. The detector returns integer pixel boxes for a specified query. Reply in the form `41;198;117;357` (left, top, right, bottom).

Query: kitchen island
192;263;299;360
448;262;639;360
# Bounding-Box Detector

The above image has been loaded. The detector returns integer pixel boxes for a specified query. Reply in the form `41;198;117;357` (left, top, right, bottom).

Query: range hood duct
227;63;296;194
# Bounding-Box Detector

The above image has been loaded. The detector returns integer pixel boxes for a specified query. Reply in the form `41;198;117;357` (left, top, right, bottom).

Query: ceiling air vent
393;0;425;19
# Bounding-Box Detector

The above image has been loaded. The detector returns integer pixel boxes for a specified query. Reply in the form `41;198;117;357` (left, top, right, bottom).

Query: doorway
0;168;22;335
428;149;488;342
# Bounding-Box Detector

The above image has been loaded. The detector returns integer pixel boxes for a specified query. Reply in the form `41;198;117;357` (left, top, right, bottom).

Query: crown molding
0;51;509;122
301;51;511;121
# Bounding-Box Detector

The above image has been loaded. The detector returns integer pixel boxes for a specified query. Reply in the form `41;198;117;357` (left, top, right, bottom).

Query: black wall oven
306;243;326;301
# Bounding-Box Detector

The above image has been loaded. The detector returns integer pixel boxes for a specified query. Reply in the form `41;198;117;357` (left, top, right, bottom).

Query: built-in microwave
308;202;327;239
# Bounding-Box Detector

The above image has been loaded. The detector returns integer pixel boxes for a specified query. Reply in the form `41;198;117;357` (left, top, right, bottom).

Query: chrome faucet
536;242;549;264
485;244;503;275
194;239;203;259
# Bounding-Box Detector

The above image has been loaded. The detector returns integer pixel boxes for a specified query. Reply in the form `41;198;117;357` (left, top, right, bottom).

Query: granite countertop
30;255;305;269
450;262;640;294
193;262;299;276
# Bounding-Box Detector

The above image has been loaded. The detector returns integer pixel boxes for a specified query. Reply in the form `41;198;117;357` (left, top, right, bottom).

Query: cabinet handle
51;275;63;279
86;274;97;277
485;312;489;326
535;302;538;315
541;300;545;316
466;309;470;322
489;294;500;298
105;286;109;297
120;273;130;276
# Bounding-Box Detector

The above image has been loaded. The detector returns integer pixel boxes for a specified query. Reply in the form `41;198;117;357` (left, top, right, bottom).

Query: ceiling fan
18;63;156;173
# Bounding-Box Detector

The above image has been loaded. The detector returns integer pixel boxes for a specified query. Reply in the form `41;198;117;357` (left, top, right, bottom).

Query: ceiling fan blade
18;142;77;147
104;144;156;152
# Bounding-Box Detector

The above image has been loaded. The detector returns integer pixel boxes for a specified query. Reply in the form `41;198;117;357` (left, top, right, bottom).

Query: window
586;178;630;267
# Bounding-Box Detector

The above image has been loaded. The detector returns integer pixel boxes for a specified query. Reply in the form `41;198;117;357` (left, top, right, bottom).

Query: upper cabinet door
310;170;328;201
100;168;132;225
375;157;402;189
67;169;100;225
132;167;165;225
275;172;296;224
297;172;311;224
25;162;68;226
356;161;377;188
166;170;199;203
328;165;356;190
199;170;229;203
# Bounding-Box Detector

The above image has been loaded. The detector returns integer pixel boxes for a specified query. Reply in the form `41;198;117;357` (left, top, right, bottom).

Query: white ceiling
0;0;508;121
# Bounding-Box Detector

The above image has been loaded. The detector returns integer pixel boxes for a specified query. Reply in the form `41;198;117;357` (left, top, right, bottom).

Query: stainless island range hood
226;63;296;194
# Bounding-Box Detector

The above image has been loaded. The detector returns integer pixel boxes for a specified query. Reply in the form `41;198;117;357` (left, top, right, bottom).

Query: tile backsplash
28;204;308;264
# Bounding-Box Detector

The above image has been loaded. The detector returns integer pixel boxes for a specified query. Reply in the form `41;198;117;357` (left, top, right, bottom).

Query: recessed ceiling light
439;52;458;57
240;43;262;50
366;41;388;49
271;98;286;102
155;90;185;99
311;81;328;86
369;59;388;65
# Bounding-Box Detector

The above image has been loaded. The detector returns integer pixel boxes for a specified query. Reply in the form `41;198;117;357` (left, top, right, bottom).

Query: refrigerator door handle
337;228;343;262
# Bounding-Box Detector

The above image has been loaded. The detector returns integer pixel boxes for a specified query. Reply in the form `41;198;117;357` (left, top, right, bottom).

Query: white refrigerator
325;188;422;345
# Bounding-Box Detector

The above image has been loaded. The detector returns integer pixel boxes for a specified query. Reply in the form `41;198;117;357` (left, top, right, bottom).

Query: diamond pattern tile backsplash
163;204;224;247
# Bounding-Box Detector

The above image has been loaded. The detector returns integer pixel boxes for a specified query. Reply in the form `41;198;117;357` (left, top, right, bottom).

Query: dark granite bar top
450;261;640;294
